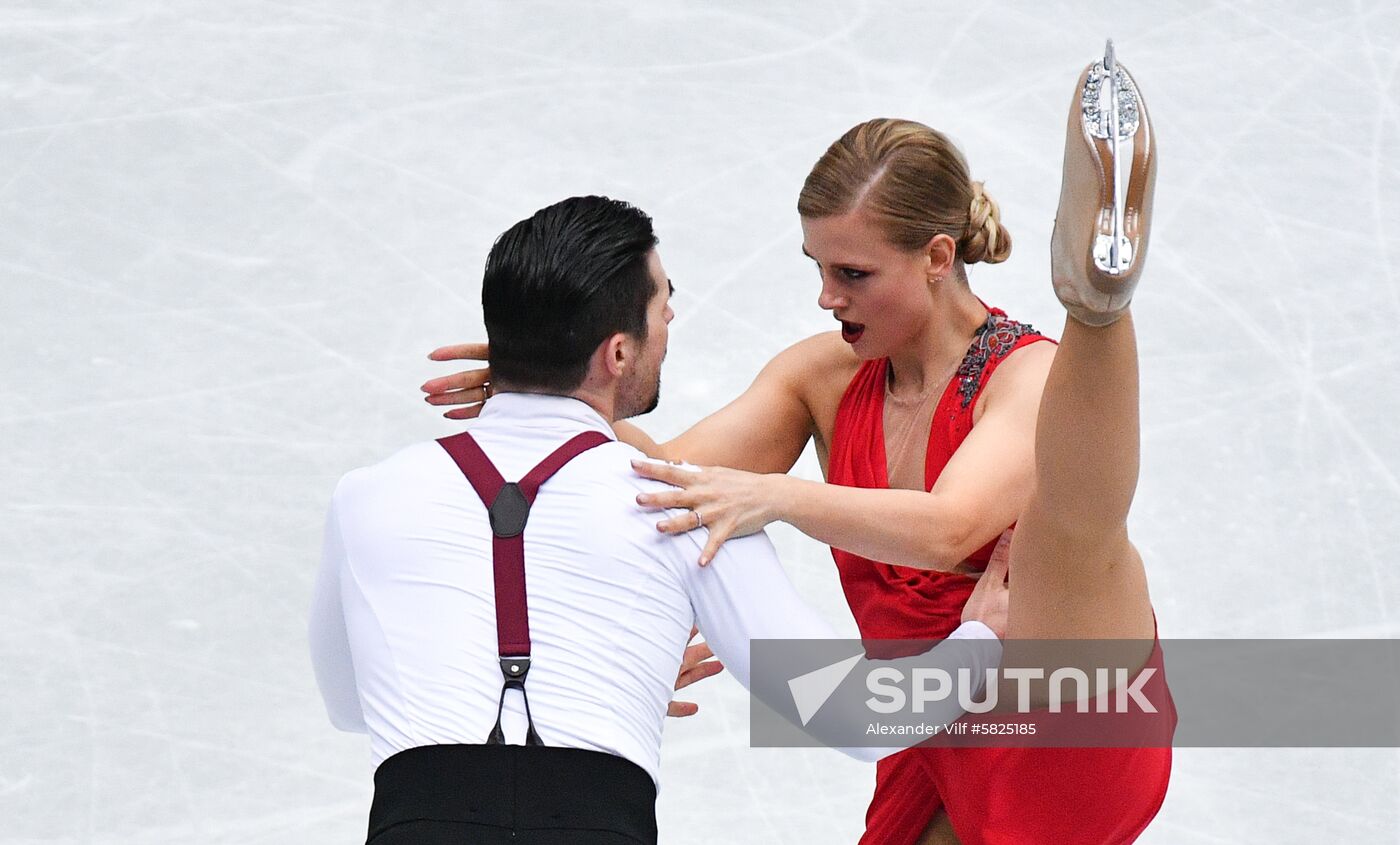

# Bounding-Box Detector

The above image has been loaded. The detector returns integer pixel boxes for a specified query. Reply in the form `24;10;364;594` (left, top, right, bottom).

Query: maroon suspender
436;429;611;746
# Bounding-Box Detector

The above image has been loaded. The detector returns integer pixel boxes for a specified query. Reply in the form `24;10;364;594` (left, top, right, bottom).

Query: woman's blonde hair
798;118;1012;266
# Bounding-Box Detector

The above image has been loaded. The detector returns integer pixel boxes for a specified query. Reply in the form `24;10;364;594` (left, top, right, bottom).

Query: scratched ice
3;2;1398;843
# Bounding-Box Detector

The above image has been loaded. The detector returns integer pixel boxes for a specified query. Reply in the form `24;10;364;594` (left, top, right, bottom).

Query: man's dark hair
482;196;659;392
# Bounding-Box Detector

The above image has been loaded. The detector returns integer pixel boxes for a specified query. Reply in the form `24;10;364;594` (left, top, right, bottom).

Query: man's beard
619;366;661;420
640;376;660;416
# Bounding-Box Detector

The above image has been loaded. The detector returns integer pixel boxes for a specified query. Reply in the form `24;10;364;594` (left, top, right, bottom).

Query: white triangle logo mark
787;654;862;726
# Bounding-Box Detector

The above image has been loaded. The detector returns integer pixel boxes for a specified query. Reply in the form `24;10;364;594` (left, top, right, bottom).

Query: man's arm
673;528;1003;762
308;494;368;733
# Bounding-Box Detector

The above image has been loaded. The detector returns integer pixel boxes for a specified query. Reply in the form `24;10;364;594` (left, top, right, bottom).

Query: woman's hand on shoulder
631;459;785;566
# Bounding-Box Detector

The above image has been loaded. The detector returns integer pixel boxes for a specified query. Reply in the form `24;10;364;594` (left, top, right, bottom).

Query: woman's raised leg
1005;42;1157;648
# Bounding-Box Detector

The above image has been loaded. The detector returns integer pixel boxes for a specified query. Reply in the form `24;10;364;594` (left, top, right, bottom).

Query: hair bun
961;181;1012;265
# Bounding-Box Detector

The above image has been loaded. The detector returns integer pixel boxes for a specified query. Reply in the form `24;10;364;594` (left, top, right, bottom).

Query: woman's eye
840;268;869;280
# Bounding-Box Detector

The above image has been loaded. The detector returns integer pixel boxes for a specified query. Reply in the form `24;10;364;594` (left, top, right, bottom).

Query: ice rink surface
3;1;1399;842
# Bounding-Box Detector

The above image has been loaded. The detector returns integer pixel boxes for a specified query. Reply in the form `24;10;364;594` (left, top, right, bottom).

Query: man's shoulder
337;439;446;486
328;440;447;519
332;436;665;504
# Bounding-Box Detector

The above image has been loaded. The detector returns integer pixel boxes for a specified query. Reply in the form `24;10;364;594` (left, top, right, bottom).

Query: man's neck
492;386;615;423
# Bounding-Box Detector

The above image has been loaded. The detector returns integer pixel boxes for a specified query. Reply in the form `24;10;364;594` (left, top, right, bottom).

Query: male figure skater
309;195;1007;844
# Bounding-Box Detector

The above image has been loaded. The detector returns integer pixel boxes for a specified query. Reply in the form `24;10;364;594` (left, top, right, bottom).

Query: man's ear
600;332;630;378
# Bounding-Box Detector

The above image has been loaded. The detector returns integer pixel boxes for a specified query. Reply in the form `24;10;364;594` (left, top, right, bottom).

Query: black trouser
366;744;658;844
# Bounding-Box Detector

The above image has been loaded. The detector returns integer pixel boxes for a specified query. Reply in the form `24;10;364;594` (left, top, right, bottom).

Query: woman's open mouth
840;320;866;344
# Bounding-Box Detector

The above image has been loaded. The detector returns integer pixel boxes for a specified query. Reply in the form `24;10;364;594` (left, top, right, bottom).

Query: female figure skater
423;44;1171;845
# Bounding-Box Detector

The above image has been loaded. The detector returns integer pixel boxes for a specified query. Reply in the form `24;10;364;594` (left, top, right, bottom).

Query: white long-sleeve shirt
309;392;999;786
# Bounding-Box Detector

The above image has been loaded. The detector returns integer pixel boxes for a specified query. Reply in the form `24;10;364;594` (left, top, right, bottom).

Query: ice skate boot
1051;40;1156;326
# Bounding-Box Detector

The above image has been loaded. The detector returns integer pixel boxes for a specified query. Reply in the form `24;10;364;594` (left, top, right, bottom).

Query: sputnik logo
786;654;862;726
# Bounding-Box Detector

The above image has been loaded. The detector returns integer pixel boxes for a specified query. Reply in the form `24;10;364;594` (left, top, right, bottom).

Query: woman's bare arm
424;336;841;473
624;334;845;473
636;342;1055;568
779;342;1054;567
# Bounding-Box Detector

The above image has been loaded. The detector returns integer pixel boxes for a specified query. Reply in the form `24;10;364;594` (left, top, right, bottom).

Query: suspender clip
500;655;531;683
490;657;543;747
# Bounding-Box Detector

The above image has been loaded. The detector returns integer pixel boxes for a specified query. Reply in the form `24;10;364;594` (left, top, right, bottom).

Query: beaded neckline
953;313;1040;409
